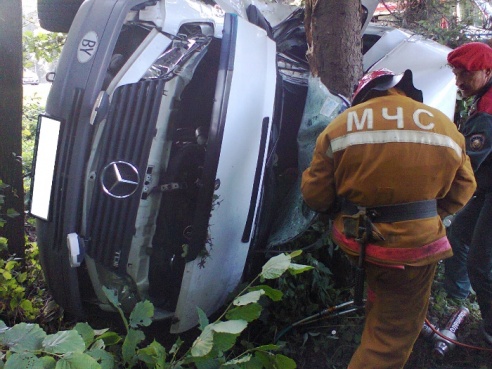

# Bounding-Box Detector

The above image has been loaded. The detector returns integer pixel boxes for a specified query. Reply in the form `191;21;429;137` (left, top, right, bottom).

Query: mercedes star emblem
101;161;140;198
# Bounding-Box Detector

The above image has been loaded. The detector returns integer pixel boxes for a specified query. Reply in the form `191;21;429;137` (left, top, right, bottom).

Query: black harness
342;199;438;223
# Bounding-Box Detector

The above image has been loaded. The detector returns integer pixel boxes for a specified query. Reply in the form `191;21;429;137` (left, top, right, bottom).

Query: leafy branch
0;251;312;368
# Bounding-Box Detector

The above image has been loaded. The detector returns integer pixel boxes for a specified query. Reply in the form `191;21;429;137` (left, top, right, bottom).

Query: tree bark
0;0;25;256
305;0;363;99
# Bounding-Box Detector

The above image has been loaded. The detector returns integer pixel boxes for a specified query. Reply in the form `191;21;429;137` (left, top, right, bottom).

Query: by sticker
77;31;98;63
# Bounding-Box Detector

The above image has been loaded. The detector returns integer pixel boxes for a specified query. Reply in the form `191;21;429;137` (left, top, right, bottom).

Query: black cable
274;300;365;343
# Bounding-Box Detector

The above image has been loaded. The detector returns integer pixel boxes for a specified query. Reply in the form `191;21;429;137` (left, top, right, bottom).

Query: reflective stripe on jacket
301;90;476;266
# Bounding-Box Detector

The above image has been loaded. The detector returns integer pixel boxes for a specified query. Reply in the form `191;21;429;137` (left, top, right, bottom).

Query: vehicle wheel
37;0;84;33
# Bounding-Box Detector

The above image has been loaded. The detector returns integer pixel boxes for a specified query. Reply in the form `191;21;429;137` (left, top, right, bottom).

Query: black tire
37;0;84;33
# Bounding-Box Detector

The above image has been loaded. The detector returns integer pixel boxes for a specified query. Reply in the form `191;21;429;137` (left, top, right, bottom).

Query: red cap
447;42;492;71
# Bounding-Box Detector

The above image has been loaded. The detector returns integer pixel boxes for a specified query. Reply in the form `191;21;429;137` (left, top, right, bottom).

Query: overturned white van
31;0;456;333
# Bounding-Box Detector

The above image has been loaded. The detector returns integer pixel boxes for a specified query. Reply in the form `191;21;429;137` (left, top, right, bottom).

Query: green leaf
169;337;183;355
74;323;95;349
42;330;85;354
272;354;296;369
233;291;264;306
101;287;119;308
6;209;20;218
193;357;221;369
90;339;105;351
101;288;127;330
212;320;247;334
243;356;264;369
55;352;101;369
1;323;46;352
97;331;121;346
93;328;109;336
249;285;283;301
288;263;314;275
87;348;114;369
0;320;8;334
197;307;209;331
16;272;27;283
137;340;166;366
223;354;252;366
121;329;145;365
39;356;56;369
5;261;16;271
19;299;33;313
129;300;154;328
254;344;280;351
253;351;272;368
212;332;238;352
261;253;291;280
288;250;303;258
5;352;43;369
191;325;214;357
252;352;296;369
226;304;262;323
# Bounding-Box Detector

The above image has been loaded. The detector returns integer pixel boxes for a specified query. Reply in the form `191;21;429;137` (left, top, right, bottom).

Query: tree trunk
0;0;25;257
304;0;363;99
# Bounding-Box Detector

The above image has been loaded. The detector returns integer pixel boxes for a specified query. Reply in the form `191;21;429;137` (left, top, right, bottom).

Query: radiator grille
86;79;165;271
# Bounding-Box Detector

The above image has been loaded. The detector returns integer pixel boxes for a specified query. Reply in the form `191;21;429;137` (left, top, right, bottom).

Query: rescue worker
301;69;476;368
444;41;492;344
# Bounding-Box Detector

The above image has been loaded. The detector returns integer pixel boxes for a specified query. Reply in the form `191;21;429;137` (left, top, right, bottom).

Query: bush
0;252;312;368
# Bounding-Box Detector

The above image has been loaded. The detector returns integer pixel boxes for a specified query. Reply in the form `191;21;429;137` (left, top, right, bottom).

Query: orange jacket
301;90;476;266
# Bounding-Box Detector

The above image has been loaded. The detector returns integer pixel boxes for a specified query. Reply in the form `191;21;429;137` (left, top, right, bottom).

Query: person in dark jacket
301;68;476;368
444;41;492;345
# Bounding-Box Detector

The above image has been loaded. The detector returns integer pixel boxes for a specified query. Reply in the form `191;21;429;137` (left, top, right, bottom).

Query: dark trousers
444;193;492;330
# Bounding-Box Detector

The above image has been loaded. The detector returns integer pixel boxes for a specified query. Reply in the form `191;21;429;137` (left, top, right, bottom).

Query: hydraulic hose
274;300;365;343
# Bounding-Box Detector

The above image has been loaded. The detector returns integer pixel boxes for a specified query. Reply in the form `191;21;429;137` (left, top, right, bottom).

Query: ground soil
283;263;492;369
